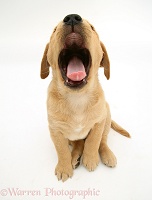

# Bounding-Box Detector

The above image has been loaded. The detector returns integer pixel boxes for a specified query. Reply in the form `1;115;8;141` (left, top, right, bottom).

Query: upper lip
64;32;84;49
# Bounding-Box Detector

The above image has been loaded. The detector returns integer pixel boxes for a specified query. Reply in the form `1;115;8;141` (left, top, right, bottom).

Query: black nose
63;14;82;26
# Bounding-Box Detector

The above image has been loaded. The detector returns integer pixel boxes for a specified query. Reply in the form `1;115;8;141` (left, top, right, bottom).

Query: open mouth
58;32;91;88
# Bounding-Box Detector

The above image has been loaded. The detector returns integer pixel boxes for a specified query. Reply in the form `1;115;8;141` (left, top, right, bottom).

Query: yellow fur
41;16;130;182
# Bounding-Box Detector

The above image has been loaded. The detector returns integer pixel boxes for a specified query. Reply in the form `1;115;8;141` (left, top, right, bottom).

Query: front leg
83;120;106;171
50;130;73;182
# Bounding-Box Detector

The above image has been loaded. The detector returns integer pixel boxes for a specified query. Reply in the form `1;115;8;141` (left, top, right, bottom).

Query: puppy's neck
49;78;104;111
66;91;89;109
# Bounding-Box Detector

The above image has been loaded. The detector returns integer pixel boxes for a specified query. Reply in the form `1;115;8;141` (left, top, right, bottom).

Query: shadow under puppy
40;14;130;182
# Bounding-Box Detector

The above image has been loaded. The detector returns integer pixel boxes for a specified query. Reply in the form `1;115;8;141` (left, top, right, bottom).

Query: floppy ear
40;43;50;79
100;41;110;80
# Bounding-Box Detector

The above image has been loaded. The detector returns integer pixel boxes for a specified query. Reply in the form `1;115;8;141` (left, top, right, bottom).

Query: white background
0;0;152;199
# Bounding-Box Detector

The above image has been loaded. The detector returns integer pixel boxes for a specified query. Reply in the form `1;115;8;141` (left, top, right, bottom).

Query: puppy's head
41;14;110;89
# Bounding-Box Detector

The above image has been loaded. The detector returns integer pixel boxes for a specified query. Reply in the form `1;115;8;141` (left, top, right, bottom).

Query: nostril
75;15;82;22
63;16;70;23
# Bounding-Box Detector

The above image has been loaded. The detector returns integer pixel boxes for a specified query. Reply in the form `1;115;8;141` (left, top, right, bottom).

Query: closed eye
90;25;95;31
53;26;57;33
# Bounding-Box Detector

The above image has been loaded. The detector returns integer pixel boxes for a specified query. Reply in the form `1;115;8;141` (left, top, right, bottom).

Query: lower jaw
64;78;87;89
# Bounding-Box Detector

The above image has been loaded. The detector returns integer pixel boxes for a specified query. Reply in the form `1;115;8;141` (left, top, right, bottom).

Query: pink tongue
67;57;86;81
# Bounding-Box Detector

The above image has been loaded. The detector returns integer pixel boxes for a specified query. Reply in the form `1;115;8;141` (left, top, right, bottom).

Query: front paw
55;162;73;182
82;152;99;171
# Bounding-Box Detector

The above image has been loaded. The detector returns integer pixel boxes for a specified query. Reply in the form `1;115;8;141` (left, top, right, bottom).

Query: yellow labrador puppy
41;14;130;182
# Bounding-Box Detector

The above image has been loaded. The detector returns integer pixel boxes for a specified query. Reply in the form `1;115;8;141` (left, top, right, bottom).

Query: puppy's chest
66;94;94;126
63;110;92;140
59;98;102;141
48;93;104;141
